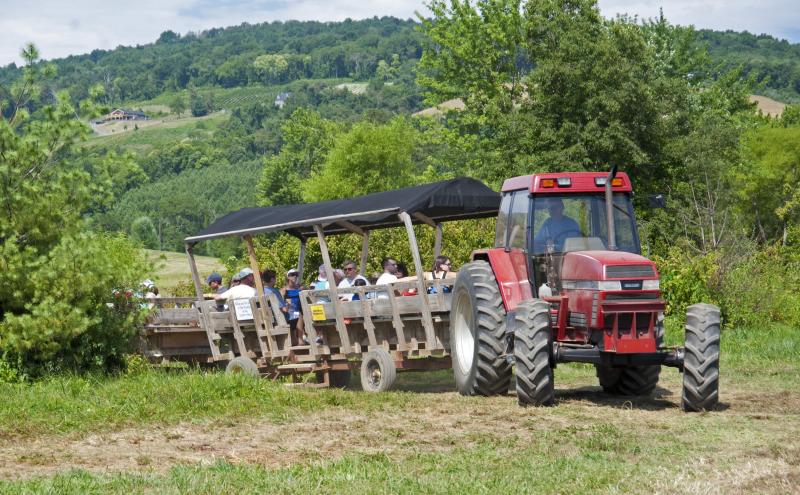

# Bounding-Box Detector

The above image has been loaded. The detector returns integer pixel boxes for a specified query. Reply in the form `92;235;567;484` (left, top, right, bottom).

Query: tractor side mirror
648;194;666;208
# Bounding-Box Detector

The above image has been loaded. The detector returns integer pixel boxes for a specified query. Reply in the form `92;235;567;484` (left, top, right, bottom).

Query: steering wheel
553;229;583;248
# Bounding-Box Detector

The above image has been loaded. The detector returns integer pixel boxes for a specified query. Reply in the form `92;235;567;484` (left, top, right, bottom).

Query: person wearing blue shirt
261;269;289;317
534;198;581;252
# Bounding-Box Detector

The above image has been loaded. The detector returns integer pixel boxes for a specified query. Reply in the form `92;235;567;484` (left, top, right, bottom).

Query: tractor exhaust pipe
605;165;618;251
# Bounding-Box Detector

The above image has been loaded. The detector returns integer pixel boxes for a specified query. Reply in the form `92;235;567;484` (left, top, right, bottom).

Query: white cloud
598;0;800;41
1;0;798;67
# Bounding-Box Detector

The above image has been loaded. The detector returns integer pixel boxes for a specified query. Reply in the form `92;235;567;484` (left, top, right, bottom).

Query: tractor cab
497;171;643;298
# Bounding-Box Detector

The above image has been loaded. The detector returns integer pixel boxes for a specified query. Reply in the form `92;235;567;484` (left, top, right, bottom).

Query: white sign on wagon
232;298;254;321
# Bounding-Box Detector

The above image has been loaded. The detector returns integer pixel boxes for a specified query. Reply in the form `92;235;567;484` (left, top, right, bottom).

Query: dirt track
2;372;798;493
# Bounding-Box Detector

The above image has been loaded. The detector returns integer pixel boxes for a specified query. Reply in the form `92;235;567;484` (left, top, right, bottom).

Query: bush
0;233;148;376
652;247;722;318
721;246;800;328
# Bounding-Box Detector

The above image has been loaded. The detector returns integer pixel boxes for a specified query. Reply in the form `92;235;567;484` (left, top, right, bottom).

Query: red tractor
450;168;720;411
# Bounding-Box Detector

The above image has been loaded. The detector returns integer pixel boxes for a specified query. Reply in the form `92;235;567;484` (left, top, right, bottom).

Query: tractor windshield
531;193;640;255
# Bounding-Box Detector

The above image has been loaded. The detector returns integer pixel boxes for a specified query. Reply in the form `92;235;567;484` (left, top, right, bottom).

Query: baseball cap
287;268;299;276
206;272;222;284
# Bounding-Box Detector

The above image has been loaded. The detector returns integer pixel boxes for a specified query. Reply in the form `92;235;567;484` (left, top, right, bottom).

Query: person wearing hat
215;268;256;302
533;198;581;252
206;272;227;294
140;279;160;309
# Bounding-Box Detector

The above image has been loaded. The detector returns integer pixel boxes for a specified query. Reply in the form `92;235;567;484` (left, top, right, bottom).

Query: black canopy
185;177;500;243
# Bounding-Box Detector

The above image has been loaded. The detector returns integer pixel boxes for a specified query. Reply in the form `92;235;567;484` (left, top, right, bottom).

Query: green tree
168;94;187;117
257;109;341;206
254;54;290;83
0;45;147;374
302;118;421;201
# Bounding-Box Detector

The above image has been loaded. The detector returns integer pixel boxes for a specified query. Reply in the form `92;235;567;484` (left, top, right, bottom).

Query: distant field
144;249;224;292
88;112;228;154
128;79;352;109
750;95;786;117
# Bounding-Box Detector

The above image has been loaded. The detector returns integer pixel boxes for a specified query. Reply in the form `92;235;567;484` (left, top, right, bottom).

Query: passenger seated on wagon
283;268;305;345
396;262;418;296
215;268;256;303
206;272;227;294
261;269;289;316
350;278;368;301
427;255;455;294
312;264;331;302
370;257;400;299
337;260;369;301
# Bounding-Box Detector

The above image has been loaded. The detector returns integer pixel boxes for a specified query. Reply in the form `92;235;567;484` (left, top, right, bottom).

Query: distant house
106;108;149;121
274;92;291;109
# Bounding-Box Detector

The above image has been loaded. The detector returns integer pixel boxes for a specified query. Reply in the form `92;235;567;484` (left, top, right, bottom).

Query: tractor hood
561;251;658;281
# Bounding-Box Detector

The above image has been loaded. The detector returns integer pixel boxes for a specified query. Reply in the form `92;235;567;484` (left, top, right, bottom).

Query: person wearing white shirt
337;260;369;301
372;257;399;299
215;268;257;302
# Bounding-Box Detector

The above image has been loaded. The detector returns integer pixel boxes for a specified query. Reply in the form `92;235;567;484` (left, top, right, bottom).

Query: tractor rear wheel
682;303;720;412
450;260;512;396
514;299;555;406
595;313;664;396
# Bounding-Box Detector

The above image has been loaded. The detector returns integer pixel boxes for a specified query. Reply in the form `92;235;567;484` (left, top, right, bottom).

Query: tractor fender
471;248;532;312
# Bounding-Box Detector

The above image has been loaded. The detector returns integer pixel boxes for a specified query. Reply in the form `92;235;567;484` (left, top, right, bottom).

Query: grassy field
0;323;798;493
88;112;229;155
145;249;225;292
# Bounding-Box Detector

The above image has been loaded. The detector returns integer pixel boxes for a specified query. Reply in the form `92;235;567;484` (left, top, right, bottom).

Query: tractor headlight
598;281;622;291
642;279;660;290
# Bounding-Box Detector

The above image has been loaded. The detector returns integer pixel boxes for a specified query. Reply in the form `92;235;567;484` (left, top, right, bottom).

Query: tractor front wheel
450;261;512;396
514;299;555;406
595;314;664;396
682;303;721;412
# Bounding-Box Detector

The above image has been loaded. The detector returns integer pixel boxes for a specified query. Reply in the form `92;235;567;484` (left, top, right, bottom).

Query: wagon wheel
360;348;397;392
225;356;260;377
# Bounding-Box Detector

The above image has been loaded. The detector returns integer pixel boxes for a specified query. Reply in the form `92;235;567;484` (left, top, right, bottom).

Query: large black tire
595;313;664;396
225;356;260;377
514;299;555;406
682;303;721;412
360;348;397;392
450;260;512;396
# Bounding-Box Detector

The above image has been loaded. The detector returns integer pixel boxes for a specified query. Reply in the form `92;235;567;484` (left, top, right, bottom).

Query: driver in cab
533;198;581;252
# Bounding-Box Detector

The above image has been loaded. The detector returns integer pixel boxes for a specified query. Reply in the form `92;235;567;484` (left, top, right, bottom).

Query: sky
1;0;798;67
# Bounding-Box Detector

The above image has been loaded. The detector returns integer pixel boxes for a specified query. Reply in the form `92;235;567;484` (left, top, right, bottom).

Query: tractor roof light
541;178;555;188
557;177;572;187
595;177;624;187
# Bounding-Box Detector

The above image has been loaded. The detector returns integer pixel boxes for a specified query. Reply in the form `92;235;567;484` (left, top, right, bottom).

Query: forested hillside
699;29;800;102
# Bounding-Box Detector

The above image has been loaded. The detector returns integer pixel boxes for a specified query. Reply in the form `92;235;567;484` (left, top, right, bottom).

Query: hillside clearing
144;249;224;290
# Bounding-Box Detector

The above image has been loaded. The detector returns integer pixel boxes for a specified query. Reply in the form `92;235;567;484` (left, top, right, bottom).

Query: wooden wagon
142;178;500;391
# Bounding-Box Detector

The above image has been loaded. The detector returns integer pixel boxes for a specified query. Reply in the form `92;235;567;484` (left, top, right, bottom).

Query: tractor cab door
494;189;536;299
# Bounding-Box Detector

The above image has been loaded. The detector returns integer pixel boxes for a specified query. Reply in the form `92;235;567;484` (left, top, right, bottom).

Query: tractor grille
605;293;660;302
605;264;655;278
604;313;652;333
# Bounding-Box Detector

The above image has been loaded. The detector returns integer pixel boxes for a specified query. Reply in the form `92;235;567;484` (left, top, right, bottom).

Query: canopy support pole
245;235;265;296
186;243;221;361
399;212;438;350
314;224;351;354
434;223;443;262
298;238;307;280
360;230;370;277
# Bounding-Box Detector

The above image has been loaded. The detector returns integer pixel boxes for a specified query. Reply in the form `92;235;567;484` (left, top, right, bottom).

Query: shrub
721;245;800;328
652;247;722;318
